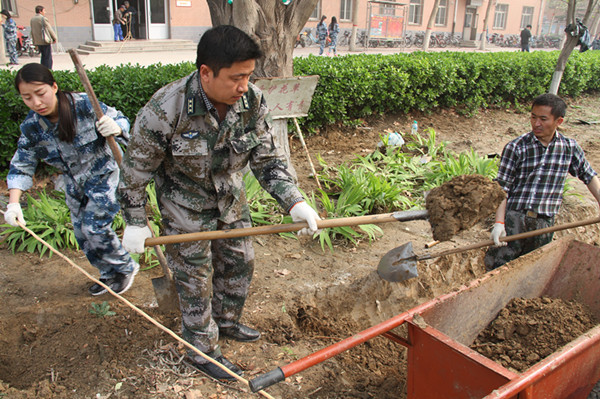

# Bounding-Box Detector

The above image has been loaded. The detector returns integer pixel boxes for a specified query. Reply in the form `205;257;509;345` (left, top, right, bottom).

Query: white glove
122;225;152;253
4;203;26;227
96;115;122;137
491;222;507;247
290;201;321;236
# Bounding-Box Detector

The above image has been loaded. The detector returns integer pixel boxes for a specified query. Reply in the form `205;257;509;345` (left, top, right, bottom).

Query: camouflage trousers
5;38;17;64
66;170;137;279
160;197;254;364
484;209;554;271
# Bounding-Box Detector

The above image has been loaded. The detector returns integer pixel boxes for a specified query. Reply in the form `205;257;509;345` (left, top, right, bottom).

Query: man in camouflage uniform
485;93;600;271
118;25;320;380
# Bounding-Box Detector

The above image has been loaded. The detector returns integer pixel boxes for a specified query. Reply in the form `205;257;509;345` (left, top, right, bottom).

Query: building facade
0;0;546;49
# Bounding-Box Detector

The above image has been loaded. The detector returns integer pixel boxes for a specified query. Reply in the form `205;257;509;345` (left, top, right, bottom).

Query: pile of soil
425;174;506;241
470;297;598;372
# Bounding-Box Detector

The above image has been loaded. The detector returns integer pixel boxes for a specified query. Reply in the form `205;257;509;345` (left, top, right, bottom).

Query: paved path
0;42;535;72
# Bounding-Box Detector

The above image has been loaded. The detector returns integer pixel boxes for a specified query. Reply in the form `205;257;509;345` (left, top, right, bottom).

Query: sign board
370;15;404;39
253;75;320;120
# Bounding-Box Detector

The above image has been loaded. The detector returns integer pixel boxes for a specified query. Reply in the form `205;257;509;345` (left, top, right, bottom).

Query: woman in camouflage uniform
1;9;18;65
4;63;139;296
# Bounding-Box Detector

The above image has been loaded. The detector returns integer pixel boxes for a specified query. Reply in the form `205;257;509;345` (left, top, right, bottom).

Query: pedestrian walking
316;15;328;55
30;5;56;69
1;9;18;65
520;24;532;52
328;16;340;56
4;63;139;296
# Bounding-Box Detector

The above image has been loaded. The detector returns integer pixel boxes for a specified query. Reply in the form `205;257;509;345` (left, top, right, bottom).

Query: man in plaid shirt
484;93;600;270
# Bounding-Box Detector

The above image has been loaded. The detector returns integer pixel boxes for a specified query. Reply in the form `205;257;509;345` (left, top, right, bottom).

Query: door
462;8;475;41
91;0;114;41
148;0;169;39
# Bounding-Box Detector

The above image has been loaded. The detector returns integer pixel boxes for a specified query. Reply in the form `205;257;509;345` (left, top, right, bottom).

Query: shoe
88;278;114;296
110;263;139;295
220;323;261;342
191;355;243;381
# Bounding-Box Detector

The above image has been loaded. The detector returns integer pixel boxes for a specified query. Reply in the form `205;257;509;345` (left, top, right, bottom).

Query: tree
549;0;599;94
422;0;441;51
206;0;319;78
479;0;496;51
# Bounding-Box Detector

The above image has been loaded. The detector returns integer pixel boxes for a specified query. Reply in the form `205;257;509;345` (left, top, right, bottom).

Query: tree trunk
549;0;598;94
349;0;361;52
479;0;496;51
549;35;579;94
206;0;319;78
422;0;441;51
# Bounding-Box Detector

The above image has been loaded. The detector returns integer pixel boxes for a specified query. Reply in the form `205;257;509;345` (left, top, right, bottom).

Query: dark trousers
38;44;53;69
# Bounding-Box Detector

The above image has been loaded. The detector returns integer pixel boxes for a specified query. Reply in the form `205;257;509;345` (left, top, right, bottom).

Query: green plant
89;301;116;317
0;190;78;257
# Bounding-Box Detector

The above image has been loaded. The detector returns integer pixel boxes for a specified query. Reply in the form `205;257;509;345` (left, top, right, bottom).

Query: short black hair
1;9;11;18
526;24;532;28
196;25;262;76
35;5;44;13
532;93;567;119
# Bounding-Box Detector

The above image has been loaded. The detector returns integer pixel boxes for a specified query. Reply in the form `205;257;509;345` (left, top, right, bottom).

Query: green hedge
2;51;600;173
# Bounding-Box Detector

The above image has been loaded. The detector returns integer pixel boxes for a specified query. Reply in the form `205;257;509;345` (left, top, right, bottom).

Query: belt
525;210;550;219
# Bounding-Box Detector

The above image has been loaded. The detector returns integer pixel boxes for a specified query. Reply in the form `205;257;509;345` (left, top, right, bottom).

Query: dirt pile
470;297;598;372
425;174;506;241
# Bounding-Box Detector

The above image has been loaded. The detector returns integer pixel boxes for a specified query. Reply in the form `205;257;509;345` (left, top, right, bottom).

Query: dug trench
1;96;600;398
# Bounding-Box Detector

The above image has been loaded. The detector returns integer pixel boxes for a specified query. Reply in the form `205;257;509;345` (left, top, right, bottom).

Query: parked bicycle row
296;29;464;49
488;33;561;49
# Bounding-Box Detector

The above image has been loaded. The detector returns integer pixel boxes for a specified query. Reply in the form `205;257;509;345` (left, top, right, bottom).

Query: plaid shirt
496;131;597;217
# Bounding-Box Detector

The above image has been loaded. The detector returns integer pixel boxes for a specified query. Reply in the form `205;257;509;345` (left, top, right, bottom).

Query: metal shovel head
152;276;180;313
377;241;418;282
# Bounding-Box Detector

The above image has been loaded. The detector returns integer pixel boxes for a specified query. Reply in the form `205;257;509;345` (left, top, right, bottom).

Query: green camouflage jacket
118;71;303;226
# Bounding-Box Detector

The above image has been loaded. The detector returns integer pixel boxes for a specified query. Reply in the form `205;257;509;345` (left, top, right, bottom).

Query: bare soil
1;95;600;399
470;297;598;373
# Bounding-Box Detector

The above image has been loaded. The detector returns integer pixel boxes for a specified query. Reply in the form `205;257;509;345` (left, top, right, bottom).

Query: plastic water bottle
411;120;418;135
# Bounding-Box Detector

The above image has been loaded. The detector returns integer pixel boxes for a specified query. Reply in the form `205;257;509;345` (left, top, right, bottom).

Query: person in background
316;15;328;55
328;16;340;56
113;4;125;42
1;9;19;65
30;5;56;69
484;93;600;271
123;1;136;39
520;24;532;52
4;63;139;296
117;25;321;381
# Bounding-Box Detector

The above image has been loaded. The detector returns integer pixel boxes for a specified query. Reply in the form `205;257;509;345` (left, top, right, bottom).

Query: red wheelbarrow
249;237;600;398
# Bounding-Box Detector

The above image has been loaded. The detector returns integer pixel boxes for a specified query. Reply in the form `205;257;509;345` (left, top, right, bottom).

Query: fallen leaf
274;269;290;277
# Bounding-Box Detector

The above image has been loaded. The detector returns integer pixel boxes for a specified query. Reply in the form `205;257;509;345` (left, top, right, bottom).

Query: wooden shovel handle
419;216;600;260
68;49;172;280
68;49;122;165
145;210;429;247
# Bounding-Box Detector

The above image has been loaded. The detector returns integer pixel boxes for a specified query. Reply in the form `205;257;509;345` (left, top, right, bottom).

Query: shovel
144;209;429;246
69;50;179;312
378;216;600;282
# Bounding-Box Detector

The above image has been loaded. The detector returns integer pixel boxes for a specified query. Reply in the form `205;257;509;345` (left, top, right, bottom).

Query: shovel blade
377;242;418;282
152;276;180;313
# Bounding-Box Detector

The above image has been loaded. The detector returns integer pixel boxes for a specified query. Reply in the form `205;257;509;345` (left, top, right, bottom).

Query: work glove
491;222;507;247
290;201;321;236
122;225;152;253
4;203;26;227
96;115;122;137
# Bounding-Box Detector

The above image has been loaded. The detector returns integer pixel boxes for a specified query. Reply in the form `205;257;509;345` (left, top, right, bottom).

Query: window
493;4;508;29
340;0;352;21
435;0;448;26
409;0;422;25
1;0;18;17
310;0;322;20
380;0;396;16
521;6;534;29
